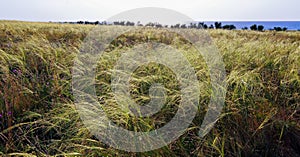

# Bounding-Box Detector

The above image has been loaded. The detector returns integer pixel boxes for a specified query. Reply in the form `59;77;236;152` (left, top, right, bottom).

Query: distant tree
273;27;287;31
113;21;120;25
257;25;264;31
189;23;197;29
126;21;135;26
214;22;222;29
197;22;208;29
274;27;282;31
174;24;180;28
222;24;236;30
77;21;84;24
209;24;214;29
250;24;257;30
180;24;187;29
145;22;155;27
95;21;100;25
197;22;204;28
242;27;248;30
155;23;163;28
119;21;125;26
283;27;288;31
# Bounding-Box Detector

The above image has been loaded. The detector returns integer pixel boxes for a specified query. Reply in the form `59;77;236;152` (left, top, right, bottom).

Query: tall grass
0;21;299;156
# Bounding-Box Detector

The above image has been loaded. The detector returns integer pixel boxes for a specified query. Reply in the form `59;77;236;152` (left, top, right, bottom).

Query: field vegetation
0;21;299;156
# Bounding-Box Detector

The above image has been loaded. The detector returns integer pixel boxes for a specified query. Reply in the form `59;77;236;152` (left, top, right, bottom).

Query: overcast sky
0;0;299;22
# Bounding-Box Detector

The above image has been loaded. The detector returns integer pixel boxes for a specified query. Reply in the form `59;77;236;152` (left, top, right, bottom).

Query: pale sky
0;0;299;22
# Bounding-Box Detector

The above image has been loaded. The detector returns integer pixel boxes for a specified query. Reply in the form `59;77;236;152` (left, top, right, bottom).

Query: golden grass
0;21;299;156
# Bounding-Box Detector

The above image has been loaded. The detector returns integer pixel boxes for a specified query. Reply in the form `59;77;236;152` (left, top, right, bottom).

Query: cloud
0;0;299;21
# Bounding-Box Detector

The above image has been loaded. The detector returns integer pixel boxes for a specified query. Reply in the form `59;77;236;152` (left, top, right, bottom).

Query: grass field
0;21;299;156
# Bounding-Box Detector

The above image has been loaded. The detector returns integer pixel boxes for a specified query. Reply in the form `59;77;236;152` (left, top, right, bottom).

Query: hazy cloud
0;0;299;21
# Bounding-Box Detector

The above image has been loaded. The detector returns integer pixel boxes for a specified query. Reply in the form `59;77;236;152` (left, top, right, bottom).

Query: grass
0;20;299;156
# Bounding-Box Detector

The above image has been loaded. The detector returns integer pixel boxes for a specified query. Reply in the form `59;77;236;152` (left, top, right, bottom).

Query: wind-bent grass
0;21;299;156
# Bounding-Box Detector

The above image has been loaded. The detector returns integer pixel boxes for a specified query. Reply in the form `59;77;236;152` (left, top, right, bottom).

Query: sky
0;0;299;22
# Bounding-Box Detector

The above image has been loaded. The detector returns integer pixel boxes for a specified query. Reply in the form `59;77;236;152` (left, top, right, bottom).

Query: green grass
0;21;299;156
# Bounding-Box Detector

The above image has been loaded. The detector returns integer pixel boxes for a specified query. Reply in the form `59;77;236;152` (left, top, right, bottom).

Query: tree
283;27;288;31
250;24;257;31
117;21;123;26
113;21;120;25
180;24;187;29
257;25;264;31
197;22;208;29
242;27;248;30
145;22;155;27
174;24;180;28
155;23;163;28
126;21;135;26
214;22;222;29
222;25;236;30
274;27;282;31
189;23;197;29
77;21;84;24
273;27;287;31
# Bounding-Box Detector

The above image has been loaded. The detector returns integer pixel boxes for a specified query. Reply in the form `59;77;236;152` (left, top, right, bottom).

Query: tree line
57;21;290;31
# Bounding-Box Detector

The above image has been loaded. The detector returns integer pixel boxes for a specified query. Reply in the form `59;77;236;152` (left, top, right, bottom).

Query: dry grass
0;21;299;156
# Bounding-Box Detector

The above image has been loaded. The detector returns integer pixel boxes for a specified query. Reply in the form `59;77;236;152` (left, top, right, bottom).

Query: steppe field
0;21;299;156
